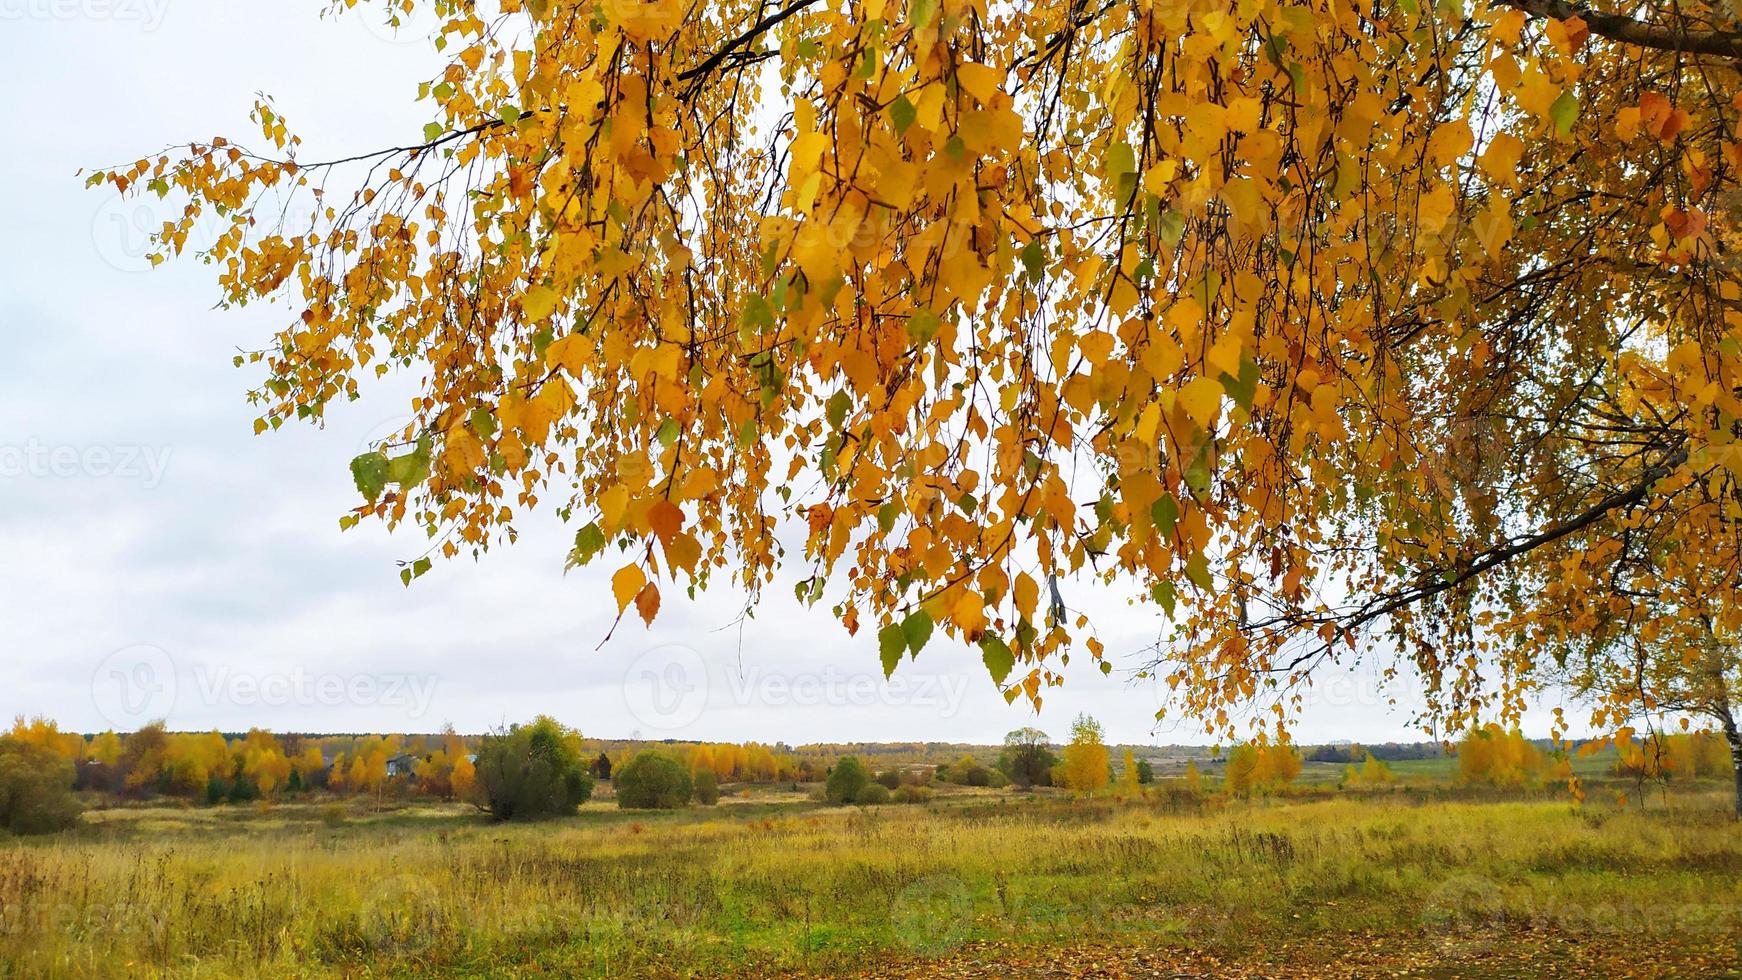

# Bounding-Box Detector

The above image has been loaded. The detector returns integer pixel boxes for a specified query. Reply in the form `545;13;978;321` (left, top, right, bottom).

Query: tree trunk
1719;709;1742;821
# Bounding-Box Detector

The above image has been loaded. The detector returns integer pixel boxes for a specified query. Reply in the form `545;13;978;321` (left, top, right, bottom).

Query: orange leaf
634;581;661;625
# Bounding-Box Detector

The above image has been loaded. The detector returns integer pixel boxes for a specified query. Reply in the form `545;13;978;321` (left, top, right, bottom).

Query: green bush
0;737;82;835
615;750;693;809
468;716;595;821
693;768;720;806
826;756;870;804
856;782;891;805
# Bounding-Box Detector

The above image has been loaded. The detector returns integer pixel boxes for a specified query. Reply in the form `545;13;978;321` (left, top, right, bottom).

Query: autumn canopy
90;0;1742;743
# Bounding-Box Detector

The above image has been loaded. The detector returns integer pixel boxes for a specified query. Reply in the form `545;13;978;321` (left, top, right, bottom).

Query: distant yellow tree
1223;744;1259;796
291;745;325;783
9;717;84;761
87;731;122;766
1358;753;1394;786
1253;743;1302;789
162;731;230;794
1458;724;1544;787
1115;748;1140;799
1183;759;1203;796
689;744;715;777
451;752;477;801
239;730;291;796
1060;714;1110;795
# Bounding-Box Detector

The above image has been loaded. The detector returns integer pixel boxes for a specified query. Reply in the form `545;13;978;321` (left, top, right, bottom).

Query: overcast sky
0;1;1564;746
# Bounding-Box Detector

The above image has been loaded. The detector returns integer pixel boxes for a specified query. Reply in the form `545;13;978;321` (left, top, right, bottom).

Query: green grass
1;784;1738;977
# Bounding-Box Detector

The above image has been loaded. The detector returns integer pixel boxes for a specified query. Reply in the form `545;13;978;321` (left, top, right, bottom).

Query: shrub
826;756;870;804
856;783;891;805
615;751;692;809
0;737;82;835
893;785;932;804
227;772;260;804
875;769;901;790
693;768;720;806
952;755;992;786
468;716;595;821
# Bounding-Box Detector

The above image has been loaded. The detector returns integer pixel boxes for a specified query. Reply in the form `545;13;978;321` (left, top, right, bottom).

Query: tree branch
1251;442;1691;636
1500;0;1742;59
676;0;822;95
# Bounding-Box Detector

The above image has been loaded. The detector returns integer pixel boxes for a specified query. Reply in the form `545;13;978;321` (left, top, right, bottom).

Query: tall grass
1;789;1737;977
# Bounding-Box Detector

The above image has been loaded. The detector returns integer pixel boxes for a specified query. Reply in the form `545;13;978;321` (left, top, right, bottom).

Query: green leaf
1549;90;1579;135
906;308;940;344
878;500;901;533
350;452;391;501
1152;580;1177;618
1185;552;1213;590
386;448;430;487
469;407;498;438
889;95;917;134
1219;351;1261;410
422;122;444;143
908;0;937;31
827;390;851;430
656;417;680;449
901;609;934;656
1157;210;1186;248
980;634;1015;686
1020;238;1045;281
569;522;607;567
878;624;906;679
1151;493;1179;535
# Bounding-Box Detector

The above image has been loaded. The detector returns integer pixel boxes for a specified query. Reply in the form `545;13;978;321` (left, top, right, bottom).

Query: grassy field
2;783;1739;978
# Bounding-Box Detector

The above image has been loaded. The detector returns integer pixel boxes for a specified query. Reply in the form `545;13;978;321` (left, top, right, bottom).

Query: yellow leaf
1178;376;1223;427
522;285;559;321
1014;572;1039;620
956;62;1003;105
612;563;647;615
545;333;588;375
1479;132;1524;190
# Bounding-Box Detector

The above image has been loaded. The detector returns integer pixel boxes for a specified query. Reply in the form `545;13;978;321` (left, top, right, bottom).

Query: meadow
2;779;1738;979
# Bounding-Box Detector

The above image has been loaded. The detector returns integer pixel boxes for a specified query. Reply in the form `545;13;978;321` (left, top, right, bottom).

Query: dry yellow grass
2;788;1738;977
